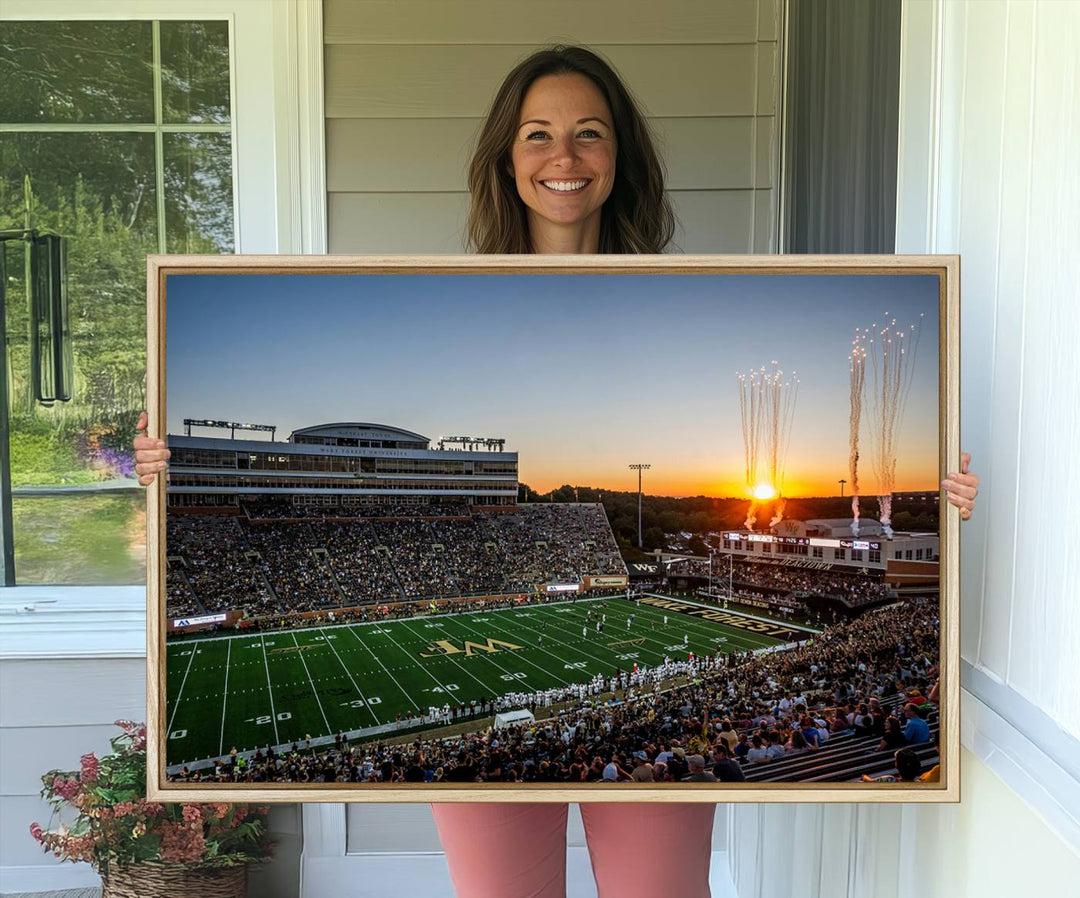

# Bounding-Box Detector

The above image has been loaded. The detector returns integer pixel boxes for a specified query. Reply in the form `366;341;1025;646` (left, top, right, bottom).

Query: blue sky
166;272;940;497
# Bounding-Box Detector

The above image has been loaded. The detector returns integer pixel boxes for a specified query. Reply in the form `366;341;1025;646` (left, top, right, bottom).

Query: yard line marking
166;644;197;737
260;633;280;744
321;629;381;726
344;626;422;712
292;632;332;735
218;639;231;757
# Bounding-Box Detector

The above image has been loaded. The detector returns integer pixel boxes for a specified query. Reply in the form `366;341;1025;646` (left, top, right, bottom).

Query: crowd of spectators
165;504;626;620
171;601;939;784
242;500;472;519
165;517;274;619
666;555;892;607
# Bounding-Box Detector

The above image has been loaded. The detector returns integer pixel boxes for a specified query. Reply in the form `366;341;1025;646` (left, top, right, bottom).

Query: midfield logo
420;636;525;658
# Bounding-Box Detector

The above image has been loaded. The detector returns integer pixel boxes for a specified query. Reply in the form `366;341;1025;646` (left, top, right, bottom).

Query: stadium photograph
153;264;949;796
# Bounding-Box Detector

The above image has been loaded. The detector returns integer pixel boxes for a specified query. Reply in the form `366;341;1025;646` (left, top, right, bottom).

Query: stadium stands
165;503;626;619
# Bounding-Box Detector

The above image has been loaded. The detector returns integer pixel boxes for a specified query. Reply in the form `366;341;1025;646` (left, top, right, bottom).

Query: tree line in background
518;483;939;556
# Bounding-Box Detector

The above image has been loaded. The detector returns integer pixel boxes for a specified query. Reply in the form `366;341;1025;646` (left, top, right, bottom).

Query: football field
165;595;800;767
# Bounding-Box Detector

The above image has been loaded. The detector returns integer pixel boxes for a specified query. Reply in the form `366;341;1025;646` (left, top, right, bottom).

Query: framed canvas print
146;254;959;803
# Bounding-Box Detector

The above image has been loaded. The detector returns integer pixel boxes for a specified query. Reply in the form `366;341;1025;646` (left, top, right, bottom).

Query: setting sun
752;483;777;501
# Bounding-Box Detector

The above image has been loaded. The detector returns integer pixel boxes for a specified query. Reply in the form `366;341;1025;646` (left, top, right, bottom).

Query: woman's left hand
941;452;979;520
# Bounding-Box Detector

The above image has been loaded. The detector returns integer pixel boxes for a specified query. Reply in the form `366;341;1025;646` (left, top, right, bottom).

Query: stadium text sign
638;595;799;640
172;613;227;628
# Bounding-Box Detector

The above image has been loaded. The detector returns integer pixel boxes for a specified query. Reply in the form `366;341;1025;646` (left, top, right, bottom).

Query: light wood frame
146;253;960;803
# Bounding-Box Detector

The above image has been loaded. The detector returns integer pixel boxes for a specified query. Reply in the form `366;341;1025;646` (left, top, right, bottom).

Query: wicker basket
101;862;247;898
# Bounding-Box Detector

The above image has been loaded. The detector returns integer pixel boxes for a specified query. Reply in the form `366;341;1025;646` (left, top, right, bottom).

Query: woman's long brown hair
466;46;676;254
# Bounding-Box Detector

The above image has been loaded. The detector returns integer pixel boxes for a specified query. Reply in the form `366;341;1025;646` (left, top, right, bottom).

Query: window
812;546;823;558
2;19;234;585
852;549;863;562
835;548;846;561
869;550;881;564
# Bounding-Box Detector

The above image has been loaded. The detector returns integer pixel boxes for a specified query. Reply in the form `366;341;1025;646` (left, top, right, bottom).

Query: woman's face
509;72;616;245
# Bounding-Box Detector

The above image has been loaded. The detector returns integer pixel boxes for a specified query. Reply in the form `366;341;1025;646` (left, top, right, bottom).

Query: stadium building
167;420;519;511
163;419;628;628
718;519;940;571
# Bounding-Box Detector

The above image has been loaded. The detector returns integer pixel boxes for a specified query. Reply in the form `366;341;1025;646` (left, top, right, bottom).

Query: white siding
324;0;782;254
902;0;1080;731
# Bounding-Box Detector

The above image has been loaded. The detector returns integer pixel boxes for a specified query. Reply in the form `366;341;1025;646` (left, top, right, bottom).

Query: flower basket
101;861;247;898
30;721;274;889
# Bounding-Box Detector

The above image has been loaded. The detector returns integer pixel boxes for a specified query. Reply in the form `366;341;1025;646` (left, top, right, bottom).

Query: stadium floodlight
183;419;277;440
628;463;651;549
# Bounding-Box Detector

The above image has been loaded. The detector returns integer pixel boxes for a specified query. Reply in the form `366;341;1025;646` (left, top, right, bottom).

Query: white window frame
0;0;326;660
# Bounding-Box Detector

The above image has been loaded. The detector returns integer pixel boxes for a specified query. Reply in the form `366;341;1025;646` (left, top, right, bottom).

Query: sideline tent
494;709;535;729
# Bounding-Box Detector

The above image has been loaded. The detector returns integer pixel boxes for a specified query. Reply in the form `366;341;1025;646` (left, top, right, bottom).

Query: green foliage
2;22;233;498
30;721;274;873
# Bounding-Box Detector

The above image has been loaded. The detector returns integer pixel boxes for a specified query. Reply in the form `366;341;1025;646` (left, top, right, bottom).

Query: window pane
0;22;154;124
1;20;234;587
2;132;155;584
160;21;232;124
12;493;145;585
164;133;235;252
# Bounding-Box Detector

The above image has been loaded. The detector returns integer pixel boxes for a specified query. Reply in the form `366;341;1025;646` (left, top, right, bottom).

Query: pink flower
181;805;202;824
29;822;43;842
160;821;206;863
52;777;80;801
112;801;136;818
80;753;100;782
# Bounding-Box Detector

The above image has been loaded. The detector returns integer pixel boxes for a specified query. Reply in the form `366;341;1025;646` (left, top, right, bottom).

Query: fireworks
849;331;866;536
863;313;924;538
736;362;799;529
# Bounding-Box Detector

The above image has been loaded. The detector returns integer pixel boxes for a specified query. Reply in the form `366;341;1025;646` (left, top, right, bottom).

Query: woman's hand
133;411;170;486
942;452;979;520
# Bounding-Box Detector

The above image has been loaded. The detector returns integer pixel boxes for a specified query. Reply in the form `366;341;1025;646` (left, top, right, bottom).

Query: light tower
629;463;651;549
839;478;847;498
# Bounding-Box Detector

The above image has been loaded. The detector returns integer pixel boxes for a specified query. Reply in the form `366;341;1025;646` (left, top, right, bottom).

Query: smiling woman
509;73;617;252
466;45;674;255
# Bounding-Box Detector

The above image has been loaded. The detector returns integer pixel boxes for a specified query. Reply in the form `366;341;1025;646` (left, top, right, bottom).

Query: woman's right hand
133;411;170;486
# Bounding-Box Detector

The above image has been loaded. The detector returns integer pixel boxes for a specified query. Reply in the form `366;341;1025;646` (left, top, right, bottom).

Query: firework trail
849;330;867;536
736;362;800;529
865;312;924;538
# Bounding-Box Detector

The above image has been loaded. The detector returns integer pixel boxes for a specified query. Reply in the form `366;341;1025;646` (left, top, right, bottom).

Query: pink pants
431;802;716;898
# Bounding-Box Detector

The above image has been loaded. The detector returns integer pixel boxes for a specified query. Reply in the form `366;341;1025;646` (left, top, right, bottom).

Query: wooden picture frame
146;254;960;803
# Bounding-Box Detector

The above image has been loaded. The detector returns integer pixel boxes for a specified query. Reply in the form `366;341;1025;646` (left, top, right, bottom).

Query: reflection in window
1;20;234;584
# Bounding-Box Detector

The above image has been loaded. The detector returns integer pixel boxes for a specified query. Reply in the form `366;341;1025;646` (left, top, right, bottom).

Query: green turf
164;596;790;766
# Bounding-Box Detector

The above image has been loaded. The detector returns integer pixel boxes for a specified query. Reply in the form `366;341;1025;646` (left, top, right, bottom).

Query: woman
876;715;908;752
136;44;980;898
